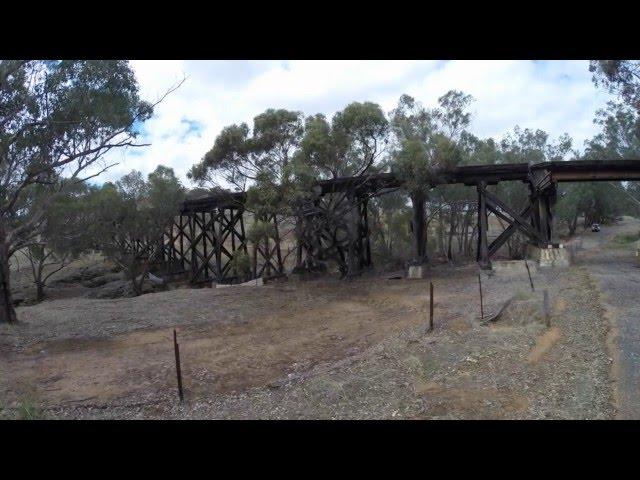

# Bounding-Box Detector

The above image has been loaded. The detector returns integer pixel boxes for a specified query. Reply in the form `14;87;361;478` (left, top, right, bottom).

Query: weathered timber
476;181;491;270
156;159;640;278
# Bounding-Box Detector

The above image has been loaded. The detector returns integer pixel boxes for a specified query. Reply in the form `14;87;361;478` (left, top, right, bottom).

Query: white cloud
95;60;614;186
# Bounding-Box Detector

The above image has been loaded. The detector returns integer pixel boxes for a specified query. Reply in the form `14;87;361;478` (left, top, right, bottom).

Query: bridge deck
535;159;640;183
183;159;640;207
313;159;640;196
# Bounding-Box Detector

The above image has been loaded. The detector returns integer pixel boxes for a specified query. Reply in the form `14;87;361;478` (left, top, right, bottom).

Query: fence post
173;329;184;402
428;282;434;332
524;258;535;292
478;273;484;319
543;290;551;327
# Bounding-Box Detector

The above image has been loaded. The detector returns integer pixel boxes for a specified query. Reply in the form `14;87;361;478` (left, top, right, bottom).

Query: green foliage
590;60;640;135
229;250;251;279
44;182;96;255
459;135;501;166
1;60;153;322
555;183;584;235
369;190;412;264
388;92;469;197
295;102;388;180
9;181;98;300
612;231;640;245
0;60;151;216
332;101;388;175
295;114;340;180
86;166;185;278
16;396;43;420
117;166;184;235
585;101;640;159
190;109;302;188
147;166;187;231
435;90;474;138
247;219;276;243
499;126;573;164
385;91;475;262
190;109;304;227
252;109;304;173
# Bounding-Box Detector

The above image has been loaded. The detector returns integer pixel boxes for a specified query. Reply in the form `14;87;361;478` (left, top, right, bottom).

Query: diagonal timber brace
484;189;542;244
488;203;533;257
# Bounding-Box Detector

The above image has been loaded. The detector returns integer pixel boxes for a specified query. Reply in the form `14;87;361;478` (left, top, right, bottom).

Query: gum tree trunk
0;236;17;324
410;192;427;264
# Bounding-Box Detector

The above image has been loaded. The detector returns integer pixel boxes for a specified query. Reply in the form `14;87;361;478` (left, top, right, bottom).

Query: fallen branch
480;296;515;326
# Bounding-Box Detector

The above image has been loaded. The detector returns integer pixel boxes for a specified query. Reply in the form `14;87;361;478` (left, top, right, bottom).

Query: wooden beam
476;181;491;270
484;189;542;242
488;204;533;256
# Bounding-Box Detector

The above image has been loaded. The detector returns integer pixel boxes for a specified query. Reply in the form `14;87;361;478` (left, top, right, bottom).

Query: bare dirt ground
0;227;620;419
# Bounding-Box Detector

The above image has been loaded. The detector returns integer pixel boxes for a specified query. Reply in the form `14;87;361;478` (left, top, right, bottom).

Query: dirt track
573;216;640;419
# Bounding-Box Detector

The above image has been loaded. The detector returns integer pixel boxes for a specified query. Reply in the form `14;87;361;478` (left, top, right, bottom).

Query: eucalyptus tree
295;102;389;182
190;108;303;191
20;182;94;301
571;101;640;223
0;60;156;323
368;189;411;263
590;60;640;135
292;102;388;276
588;60;640;218
388;91;472;264
87;166;185;296
585;101;640;159
189;108;304;275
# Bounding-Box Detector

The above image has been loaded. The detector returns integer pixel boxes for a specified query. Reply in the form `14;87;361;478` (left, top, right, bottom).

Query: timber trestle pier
141;159;640;282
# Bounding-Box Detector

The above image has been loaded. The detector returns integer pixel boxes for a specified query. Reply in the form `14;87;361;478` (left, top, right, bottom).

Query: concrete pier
407;264;429;279
528;245;570;268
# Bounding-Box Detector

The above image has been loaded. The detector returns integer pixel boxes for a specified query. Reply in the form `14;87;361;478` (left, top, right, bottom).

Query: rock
407;265;428;279
217;277;264;288
481;295;545;326
140;280;155;294
51;264;112;286
12;291;26;307
83;274;161;298
81;272;123;288
84;280;135;299
147;273;165;285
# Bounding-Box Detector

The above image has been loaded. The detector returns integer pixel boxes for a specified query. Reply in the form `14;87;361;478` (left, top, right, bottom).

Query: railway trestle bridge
139;159;640;283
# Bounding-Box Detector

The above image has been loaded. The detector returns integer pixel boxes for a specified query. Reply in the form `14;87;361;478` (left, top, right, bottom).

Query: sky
99;60;615;186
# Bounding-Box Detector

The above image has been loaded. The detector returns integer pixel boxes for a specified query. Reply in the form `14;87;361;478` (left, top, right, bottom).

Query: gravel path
575;216;640;419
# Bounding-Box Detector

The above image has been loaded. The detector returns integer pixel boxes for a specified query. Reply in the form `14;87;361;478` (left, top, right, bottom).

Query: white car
591;223;601;232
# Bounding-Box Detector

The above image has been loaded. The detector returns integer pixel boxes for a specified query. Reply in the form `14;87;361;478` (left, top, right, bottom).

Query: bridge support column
538;184;558;246
410;191;427;265
529;184;541;238
407;191;428;279
358;196;372;269
476;181;492;270
527;244;570;268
